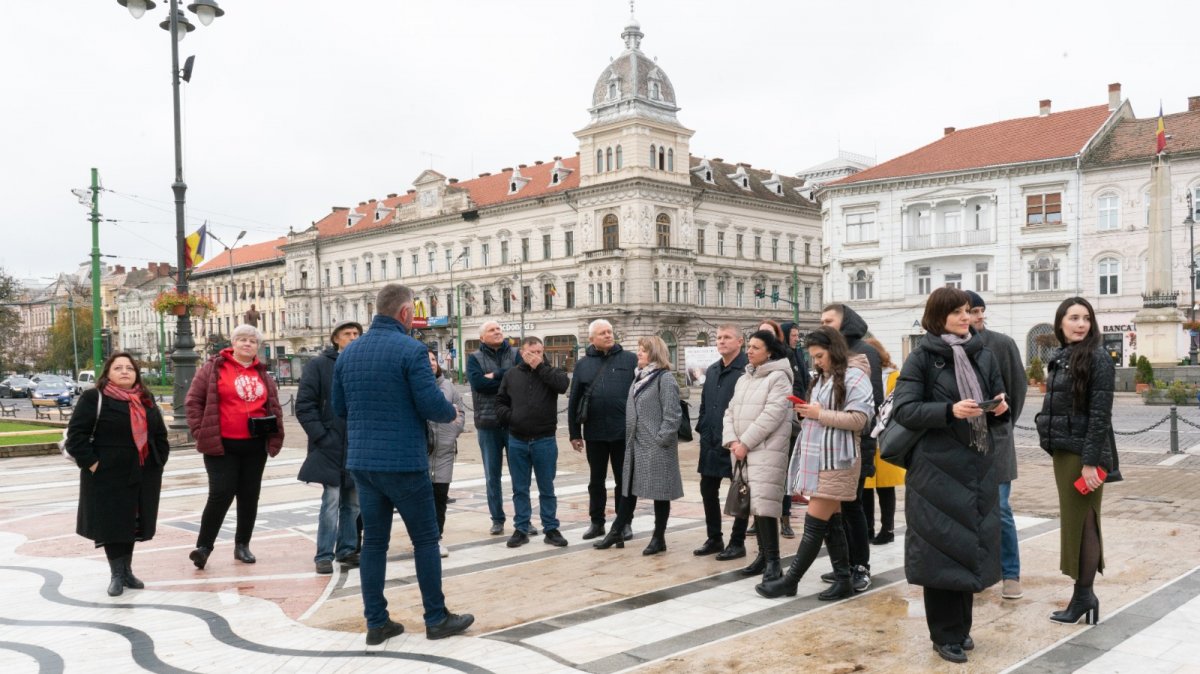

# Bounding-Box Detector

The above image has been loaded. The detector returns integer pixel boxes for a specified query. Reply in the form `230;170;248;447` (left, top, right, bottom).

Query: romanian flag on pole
184;222;207;269
1156;103;1167;154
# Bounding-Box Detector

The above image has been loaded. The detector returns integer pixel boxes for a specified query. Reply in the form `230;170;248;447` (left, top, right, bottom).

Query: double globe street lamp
115;0;224;428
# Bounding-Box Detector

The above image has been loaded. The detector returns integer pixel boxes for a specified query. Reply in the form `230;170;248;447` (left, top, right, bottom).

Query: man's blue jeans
315;482;359;563
507;435;559;533
476;427;509;525
999;481;1020;580
350;469;446;628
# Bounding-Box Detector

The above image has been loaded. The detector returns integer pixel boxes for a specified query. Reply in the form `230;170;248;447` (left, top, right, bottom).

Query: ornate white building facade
190;238;289;362
280;17;822;370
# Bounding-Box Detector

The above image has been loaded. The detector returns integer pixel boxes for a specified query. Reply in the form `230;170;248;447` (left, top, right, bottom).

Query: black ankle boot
757;517;782;582
642;535;666;556
593;525;625;550
1050;584;1099;625
756;514;830;598
122;555;144;589
106;557;125;597
818;513;853;601
740;518;765;575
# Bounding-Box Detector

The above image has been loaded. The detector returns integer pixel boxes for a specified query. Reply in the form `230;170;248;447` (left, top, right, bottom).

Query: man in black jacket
297;320;362;575
466;321;523;536
694;324;750;560
497;337;570;549
968;290;1027;600
821;303;884;592
568;319;638;541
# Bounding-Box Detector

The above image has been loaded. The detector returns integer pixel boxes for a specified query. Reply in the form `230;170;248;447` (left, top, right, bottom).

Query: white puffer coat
722;357;794;518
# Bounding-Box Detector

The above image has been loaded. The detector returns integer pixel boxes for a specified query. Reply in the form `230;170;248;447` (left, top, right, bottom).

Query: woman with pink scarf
65;352;170;596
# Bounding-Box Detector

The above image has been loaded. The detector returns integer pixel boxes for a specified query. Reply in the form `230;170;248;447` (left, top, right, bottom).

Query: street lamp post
208;229;246;324
512;257;526;341
1187;192;1196;366
117;0;226;428
448;249;466;382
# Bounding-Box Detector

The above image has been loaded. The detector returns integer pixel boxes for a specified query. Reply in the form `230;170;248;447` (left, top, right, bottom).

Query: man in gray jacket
967;291;1027;600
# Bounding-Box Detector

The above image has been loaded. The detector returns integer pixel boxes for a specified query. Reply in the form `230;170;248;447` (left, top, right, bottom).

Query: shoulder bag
60;393;102;463
878;356;939;470
723;459;751;519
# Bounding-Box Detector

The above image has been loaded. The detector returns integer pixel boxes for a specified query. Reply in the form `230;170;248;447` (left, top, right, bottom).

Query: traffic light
754;286;765;298
100;328;112;360
771;290;779;303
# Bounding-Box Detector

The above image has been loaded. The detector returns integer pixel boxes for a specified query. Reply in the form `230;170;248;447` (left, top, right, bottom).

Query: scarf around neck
632;364;662;397
939;333;990;453
103;383;150;465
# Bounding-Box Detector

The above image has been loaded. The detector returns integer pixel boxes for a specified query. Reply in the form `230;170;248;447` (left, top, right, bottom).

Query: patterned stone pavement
2;391;1199;673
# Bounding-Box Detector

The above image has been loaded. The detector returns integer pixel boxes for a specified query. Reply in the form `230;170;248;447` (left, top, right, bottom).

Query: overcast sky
2;0;1195;283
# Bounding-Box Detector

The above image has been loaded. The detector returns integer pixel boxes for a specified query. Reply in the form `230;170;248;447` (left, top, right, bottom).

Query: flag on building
184;223;207;269
1156;103;1167;154
549;284;558;296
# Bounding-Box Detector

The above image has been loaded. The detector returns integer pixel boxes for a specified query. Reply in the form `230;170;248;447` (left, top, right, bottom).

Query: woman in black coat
891;288;1008;665
65;352;169;596
1035;297;1119;626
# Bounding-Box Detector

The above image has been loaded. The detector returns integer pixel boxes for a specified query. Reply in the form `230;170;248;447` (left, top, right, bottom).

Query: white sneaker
439;544;449;558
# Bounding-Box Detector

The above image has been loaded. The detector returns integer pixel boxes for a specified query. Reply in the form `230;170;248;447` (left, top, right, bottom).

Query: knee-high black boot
818;513;853;600
758;517;781;582
756;513;830;598
740;517;766;575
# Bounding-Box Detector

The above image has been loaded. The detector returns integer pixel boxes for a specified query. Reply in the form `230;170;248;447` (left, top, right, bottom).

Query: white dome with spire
587;12;679;125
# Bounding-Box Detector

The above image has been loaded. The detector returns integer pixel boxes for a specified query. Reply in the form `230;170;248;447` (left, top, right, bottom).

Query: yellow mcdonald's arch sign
413;299;428;318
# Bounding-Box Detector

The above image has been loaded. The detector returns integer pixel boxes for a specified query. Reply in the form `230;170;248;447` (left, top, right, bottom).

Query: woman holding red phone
1034;297;1120;626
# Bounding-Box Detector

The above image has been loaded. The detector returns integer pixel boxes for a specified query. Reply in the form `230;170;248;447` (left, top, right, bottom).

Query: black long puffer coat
66;388;170;544
1034;344;1119;474
892;332;1006;592
297;346;350;487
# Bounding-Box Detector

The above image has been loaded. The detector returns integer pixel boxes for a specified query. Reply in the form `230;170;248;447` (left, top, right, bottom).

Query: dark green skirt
1052;450;1104;579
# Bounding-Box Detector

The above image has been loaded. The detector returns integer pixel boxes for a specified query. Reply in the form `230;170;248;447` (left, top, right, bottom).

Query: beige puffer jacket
722;357;794;518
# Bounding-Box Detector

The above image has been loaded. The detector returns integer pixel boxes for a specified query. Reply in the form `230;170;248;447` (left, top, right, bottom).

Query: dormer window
727;165;752;191
507;166;531;195
375;204;392;221
608;82;617;99
650;81;660;100
347;212;364;228
762;173;784;196
691;158;715;184
549;159;572;186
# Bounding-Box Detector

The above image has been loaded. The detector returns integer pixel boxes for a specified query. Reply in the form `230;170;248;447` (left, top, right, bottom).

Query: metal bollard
1170;405;1180;454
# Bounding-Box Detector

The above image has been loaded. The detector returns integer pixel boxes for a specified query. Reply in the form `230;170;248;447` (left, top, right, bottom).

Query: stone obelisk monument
1134;154;1180;365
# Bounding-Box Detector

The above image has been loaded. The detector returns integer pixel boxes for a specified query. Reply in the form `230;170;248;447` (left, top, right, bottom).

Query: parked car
76;371;96;392
30;376;74;405
1;376;33;398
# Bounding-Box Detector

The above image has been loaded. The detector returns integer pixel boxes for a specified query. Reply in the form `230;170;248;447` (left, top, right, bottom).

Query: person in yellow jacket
863;337;903;544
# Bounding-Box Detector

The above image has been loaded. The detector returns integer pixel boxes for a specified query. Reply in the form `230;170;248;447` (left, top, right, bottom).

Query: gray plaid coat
621;369;684;501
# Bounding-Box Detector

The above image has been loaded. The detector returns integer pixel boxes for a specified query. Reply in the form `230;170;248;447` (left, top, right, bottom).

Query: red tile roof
1087;109;1200;164
193;236;287;274
832;104;1115;186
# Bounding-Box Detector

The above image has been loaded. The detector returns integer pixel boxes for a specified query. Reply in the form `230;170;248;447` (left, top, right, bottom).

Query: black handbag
677;400;693;442
879;421;925;470
723;459;750;518
248;415;279;437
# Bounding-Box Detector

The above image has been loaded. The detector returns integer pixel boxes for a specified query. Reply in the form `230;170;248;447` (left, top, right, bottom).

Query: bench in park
0;401;16;418
31;399;71;421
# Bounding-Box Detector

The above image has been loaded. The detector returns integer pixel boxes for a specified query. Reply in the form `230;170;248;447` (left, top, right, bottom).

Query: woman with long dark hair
757;326;874;599
892;287;1009;664
721;329;794;583
1035;297;1118;625
65;352;169;596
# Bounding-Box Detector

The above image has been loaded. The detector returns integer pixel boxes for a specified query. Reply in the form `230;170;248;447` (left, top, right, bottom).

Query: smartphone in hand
787;395;806;405
976;398;1002;412
1074;467;1108;495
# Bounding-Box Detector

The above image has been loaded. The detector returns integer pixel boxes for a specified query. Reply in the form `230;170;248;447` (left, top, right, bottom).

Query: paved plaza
1;390;1199;672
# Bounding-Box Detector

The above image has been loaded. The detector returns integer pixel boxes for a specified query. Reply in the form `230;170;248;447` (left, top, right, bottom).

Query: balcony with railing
903;228;994;251
651;246;696;262
583;247;626;260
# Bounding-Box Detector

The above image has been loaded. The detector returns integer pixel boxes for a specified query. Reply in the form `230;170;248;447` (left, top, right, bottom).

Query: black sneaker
489;522;504;536
315;560;333;575
506;530;529;548
366;619;405;645
426;612;475;640
543;529;568;547
714;543;746;561
820;570;836;584
337;552;360;568
852;565;871;592
933;642;967;664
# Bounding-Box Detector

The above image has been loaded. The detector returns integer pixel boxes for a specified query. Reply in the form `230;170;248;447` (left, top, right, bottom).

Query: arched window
602;213;620;250
656;213;671;247
649;144;656;168
1027;323;1057;365
658;146;666;170
658;330;678;369
850;270;873;300
667;148;674;171
608;82;617;99
605;147;613;172
596;150;603;174
1098;257;1120;295
650;81;660;99
615;145;623;169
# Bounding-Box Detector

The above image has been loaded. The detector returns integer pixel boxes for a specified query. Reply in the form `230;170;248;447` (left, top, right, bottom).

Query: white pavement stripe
0;458;305;495
1158;454;1189;466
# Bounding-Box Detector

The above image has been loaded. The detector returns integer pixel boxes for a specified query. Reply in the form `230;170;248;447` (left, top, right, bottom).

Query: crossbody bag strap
89;393;103;443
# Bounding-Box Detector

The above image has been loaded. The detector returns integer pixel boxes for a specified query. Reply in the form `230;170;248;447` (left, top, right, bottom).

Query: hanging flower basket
1182;320;1200;332
153;290;217;317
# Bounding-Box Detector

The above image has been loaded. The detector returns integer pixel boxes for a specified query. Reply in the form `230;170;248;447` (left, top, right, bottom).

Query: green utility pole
89;168;103;375
791;264;799;325
158;310;166;385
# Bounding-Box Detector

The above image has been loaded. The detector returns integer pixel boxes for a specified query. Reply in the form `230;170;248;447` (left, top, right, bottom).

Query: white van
76;371;96;393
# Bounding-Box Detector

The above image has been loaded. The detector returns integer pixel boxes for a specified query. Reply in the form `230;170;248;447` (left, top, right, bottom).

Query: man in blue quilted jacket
333;283;474;645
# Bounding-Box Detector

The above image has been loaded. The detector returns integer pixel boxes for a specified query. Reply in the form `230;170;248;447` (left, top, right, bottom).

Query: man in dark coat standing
466;321;522;536
568;318;638;541
967;290;1027;600
821;303;884;592
297;320;362;575
779;320;810;536
496;337;570;549
693;324;750;559
333;284;474;645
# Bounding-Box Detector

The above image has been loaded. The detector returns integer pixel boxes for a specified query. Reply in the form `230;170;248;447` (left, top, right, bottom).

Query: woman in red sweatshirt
185;324;284;569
